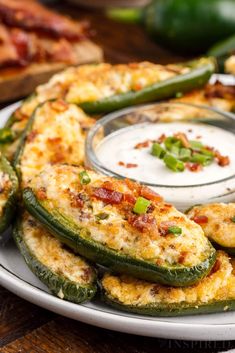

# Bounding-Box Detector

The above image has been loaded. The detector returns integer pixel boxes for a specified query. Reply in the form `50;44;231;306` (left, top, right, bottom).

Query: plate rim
1;263;235;341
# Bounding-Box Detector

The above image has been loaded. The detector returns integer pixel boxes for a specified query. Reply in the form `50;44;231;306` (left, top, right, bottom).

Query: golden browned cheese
172;82;235;113
102;251;233;306
17;100;95;187
187;203;235;248
10;61;190;137
0;168;12;217
22;211;96;290
29;164;212;268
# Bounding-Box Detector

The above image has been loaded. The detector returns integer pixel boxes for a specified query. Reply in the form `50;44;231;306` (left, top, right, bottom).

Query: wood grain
0;4;234;353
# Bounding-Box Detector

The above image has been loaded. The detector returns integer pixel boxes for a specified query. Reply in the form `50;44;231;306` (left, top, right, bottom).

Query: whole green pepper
108;0;235;54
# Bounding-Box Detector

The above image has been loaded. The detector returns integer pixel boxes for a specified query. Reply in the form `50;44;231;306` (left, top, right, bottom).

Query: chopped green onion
133;197;151;214
151;143;166;159
190;153;213;166
164;137;182;151
231;217;235;223
79;171;91;185
168;226;182;235
179;148;191;161
171;145;180;157
163;154;185;172
189;140;203;150
95;212;109;221
0;128;14;144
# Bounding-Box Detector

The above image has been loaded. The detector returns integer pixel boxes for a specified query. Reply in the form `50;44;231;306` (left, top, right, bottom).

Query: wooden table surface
0;4;235;352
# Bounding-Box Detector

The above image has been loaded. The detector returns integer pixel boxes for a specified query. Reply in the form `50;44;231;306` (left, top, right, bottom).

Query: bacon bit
185;162;203;172
159;221;177;236
174;132;190;148
123;193;136;204
128;213;157;234
193;215;208;225
178;251;188;264
47;137;62;144
37;187;47;201
196;135;202;139
92;187;123;204
134;140;151;149
124;179;141;197
69;192;84;208
214;150;230;167
134;83;143;91
126;163;138;168
140;186;163;203
51;100;68;112
157;133;166;144
14;108;28;121
210;259;221;275
205;81;235;100
118;161;138;168
27;130;37;142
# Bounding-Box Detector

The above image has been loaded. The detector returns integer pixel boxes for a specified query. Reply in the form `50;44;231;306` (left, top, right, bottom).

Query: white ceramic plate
1;75;235;341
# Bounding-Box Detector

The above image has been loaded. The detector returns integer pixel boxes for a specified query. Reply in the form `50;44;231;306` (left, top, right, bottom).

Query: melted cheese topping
22;212;95;285
12;61;190;132
29;164;212;267
102;251;232;306
187;203;235;248
0;170;12;216
225;56;235;75
19;100;95;187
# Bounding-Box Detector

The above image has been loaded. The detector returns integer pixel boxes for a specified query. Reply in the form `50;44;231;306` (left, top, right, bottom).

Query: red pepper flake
140;186;163;203
92;187;123;204
134;140;150;149
193;215;208;225
185;162;203;172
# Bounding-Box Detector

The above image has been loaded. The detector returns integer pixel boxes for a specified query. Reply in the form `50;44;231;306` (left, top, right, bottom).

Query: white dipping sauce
96;122;235;209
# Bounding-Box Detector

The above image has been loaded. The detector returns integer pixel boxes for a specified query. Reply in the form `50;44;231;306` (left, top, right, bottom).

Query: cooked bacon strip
92;187;123;205
0;23;19;67
0;0;88;40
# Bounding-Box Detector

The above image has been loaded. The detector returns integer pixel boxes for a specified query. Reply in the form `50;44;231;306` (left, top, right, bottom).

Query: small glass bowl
85;102;235;210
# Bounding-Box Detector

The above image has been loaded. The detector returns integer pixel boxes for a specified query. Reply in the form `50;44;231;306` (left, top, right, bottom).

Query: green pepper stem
106;8;143;24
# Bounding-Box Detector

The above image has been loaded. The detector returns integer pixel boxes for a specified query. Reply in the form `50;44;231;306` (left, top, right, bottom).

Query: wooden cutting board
0;40;103;103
